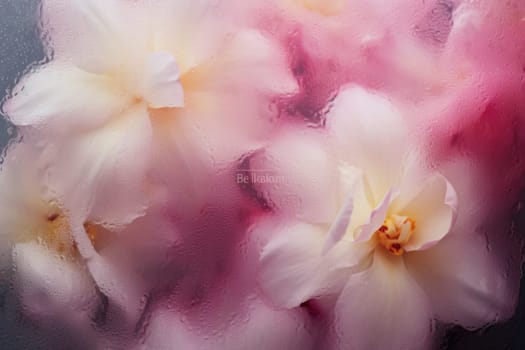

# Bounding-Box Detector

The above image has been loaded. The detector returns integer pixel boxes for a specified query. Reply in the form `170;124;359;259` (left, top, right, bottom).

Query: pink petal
210;300;315;350
206;29;298;95
147;109;221;217
335;249;432;350
248;128;341;224
142;300;315;350
139;307;201;350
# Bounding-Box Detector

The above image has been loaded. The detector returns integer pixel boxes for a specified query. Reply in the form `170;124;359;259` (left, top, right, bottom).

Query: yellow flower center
298;0;345;15
83;222;108;252
33;206;103;258
375;215;416;256
39;210;76;257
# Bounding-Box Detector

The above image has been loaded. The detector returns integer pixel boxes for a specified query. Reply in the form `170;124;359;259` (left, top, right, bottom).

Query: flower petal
12;242;98;323
142;52;184;109
197;29;297;95
322;189;354;254
44;105;152;227
354;187;397;242
65;218;149;327
3;63;128;131
83;249;147;326
148;108;221;217
211;300;315;350
335;249;432;350
327;86;408;201
248;128;341;224
137;307;201;350
43;0;137;73
178;30;298;166
151;0;231;75
405;232;518;329
0;143;51;241
259;220;372;308
322;165;367;253
400;175;456;252
141;300;315;350
259;222;341;308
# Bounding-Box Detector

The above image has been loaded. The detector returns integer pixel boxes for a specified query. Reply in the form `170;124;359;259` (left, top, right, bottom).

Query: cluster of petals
0;0;524;349
254;86;520;349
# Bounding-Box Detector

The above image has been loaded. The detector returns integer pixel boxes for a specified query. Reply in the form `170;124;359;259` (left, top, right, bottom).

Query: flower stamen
41;210;74;256
298;0;345;15
84;222;100;248
375;215;416;256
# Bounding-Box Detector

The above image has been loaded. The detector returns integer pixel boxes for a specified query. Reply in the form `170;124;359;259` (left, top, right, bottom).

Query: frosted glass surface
0;1;524;349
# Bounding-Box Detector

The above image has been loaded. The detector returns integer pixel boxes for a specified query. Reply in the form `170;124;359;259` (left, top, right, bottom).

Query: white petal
400;175;456;252
0;143;50;242
259;221;370;308
150;0;232;75
259;222;340;308
143;52;184;109
354;187;397;242
12;242;98;322
322;190;354;254
43;0;138;73
45;105;152;227
327;85;408;201
3;63;128;131
65;219;147;327
405;233;518;329
335;249;432;350
322;165;367;253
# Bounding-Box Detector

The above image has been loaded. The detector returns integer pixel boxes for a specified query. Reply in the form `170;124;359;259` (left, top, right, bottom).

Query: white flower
2;0;297;225
257;86;518;350
0;143;99;330
0;142;153;331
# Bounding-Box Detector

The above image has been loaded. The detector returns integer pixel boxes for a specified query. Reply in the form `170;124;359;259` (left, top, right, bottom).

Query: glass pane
1;1;524;349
